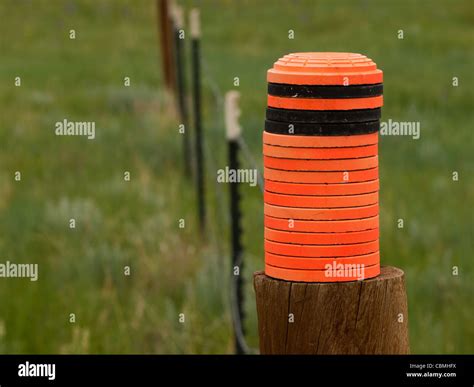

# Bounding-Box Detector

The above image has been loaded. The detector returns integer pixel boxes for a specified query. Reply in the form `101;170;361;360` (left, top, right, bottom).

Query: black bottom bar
0;355;471;386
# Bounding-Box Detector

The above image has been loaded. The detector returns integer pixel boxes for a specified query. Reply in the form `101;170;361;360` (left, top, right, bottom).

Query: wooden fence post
157;0;176;92
254;266;410;354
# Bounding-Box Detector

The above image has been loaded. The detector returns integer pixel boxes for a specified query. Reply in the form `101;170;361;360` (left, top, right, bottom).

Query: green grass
0;0;472;354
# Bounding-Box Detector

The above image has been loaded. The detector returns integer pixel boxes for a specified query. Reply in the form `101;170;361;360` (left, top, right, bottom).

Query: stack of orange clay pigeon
263;52;383;282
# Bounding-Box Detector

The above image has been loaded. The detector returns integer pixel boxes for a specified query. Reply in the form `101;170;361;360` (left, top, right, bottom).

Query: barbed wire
201;57;260;354
202;58;264;193
237;137;264;194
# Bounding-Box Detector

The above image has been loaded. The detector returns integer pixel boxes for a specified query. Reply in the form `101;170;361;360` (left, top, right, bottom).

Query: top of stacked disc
263;52;382;283
267;52;383;86
266;52;383;136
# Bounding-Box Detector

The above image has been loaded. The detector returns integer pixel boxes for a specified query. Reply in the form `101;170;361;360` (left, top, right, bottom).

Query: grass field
0;0;472;354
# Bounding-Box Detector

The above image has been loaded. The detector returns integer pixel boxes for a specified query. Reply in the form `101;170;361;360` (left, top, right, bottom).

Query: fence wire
201;58;262;354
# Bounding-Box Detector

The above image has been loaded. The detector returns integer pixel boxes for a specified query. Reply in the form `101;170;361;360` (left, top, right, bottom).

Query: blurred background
0;0;472;354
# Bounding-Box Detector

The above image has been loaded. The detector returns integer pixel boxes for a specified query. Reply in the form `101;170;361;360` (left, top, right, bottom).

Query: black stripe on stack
265;119;380;136
268;83;383;99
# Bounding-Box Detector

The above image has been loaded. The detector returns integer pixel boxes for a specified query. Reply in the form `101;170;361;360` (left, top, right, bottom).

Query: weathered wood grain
254;266;409;354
